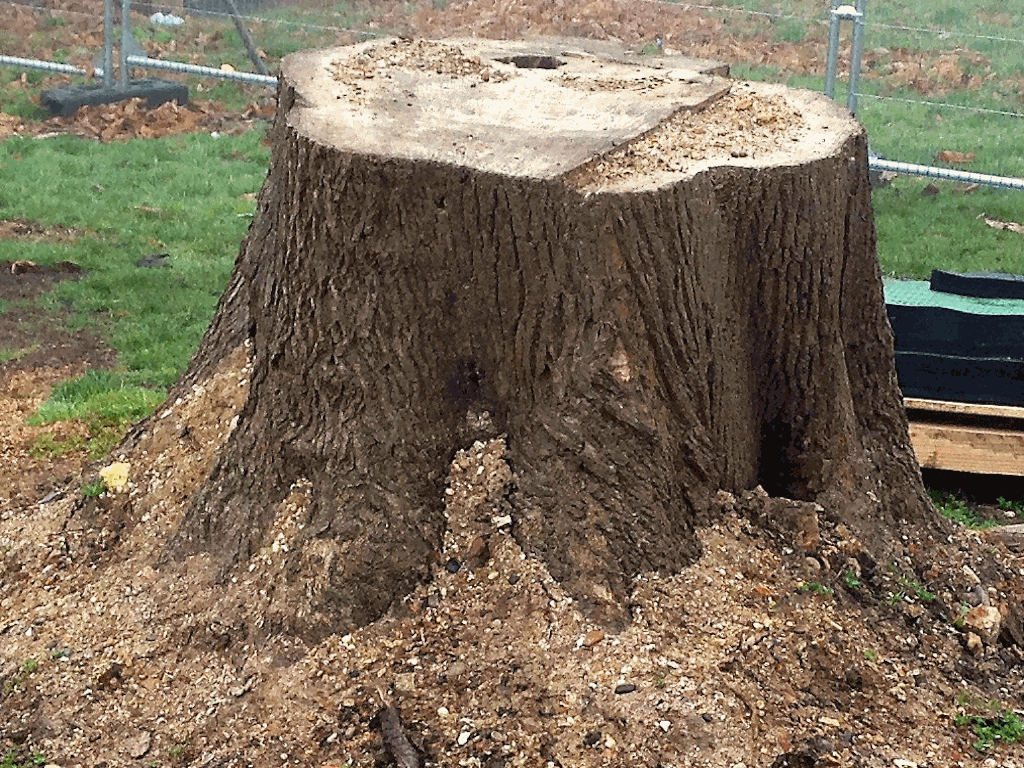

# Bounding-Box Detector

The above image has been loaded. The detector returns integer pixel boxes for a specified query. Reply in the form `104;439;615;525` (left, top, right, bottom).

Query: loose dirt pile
2;362;1023;766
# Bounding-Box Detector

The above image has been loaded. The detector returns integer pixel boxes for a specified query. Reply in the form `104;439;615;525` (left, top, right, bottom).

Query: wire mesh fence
0;0;1021;183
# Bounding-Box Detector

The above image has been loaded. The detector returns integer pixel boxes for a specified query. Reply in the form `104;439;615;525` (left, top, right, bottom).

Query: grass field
0;129;268;428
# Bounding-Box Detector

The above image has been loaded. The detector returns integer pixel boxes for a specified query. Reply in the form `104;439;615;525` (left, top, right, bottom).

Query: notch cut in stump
169;37;933;635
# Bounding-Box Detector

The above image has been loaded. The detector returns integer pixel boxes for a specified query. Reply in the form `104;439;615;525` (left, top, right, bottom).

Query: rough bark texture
167;38;934;636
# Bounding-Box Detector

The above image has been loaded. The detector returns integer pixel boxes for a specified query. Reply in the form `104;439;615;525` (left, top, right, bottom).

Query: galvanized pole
0;55;85;76
847;0;868;114
824;2;866;113
102;0;113;87
869;156;1024;191
124;54;278;87
120;0;131;89
825;3;841;99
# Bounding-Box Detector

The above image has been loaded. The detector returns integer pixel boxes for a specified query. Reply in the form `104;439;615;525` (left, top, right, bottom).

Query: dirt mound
1;369;1022;765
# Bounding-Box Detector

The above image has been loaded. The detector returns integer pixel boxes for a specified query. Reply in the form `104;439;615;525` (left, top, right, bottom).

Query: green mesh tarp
885;280;1024;316
884;280;1024;406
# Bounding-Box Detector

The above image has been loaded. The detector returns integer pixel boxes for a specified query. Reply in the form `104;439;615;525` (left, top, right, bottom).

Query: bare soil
1;3;1023;768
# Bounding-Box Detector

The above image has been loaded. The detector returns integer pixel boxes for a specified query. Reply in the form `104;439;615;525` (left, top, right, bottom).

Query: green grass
996;496;1024;517
797;581;834;596
842;570;862;590
81;477;107;497
0;344;37;363
0;129;268;429
32;370;169;424
873;180;1024;279
2;659;40;695
955;692;1024;752
958;711;1024;751
247;2;372;59
0;750;47;768
889;566;936;603
0;71;48;120
930;490;1001;529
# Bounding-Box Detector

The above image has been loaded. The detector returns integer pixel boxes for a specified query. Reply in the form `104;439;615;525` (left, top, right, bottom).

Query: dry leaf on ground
980;214;1024;234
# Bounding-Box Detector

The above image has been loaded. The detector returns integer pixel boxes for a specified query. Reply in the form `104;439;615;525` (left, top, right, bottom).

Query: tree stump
169;37;934;634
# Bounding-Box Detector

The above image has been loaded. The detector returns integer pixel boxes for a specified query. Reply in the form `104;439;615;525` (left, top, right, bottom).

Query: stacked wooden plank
904;397;1024;476
888;271;1024;476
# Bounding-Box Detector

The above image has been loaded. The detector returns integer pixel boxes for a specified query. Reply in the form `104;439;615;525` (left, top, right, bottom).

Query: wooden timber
905;398;1024;476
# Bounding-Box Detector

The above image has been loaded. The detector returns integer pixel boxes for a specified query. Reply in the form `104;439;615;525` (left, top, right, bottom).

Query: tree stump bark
169;37;934;634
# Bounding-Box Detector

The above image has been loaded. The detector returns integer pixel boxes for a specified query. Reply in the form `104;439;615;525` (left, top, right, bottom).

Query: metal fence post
847;0;868;114
825;5;841;99
102;0;113;87
120;0;131;89
825;1;867;114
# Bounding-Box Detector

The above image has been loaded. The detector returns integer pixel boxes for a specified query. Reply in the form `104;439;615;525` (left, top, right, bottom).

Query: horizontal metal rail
125;54;277;87
869;157;1024;192
0;54;85;76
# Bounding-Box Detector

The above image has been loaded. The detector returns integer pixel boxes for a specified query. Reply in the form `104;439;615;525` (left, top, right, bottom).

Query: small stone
614;683;636;694
844;666;863;690
99;461;130;492
966;584;988;607
394;672;416;693
457;730;471;746
658;720;671;732
893;760;918;768
445;558;461;573
901;602;925;622
97;662;123;690
963;604;1001;644
583;730;602;747
582;630;604;647
229;675;255;697
126;730;152;759
966;632;983;655
466;535;488;565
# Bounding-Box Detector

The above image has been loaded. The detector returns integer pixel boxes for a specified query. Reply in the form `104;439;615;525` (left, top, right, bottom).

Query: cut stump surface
287;37;845;185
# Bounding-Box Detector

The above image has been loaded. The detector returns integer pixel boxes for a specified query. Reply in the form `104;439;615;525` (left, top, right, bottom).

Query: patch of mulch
0;259;118;512
0;258;85;301
0;219;90;242
0;363;103;512
0;96;276;142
